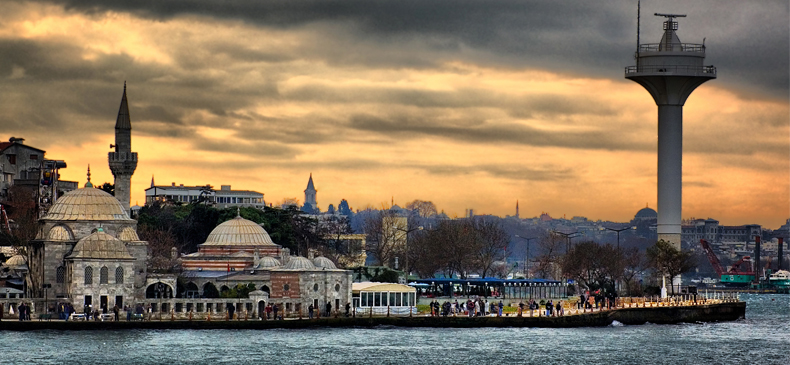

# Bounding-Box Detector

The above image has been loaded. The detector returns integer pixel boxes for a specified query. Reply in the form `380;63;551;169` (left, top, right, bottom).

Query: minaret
516;200;520;219
304;173;317;209
625;13;716;249
108;82;138;214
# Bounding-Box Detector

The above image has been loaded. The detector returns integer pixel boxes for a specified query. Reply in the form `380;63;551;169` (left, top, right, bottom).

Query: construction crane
699;239;754;286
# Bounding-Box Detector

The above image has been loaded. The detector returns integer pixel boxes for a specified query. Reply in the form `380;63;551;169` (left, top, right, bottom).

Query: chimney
779;237;784;271
754;236;761;283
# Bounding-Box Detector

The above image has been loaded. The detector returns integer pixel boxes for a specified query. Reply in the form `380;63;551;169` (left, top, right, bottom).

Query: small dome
48;225;74;241
202;216;276;246
257;256;282;269
635;207;658;219
118;227;140;241
284;256;315;270
67;231;133;260
312;256;337;269
5;254;27;267
44;187;131;221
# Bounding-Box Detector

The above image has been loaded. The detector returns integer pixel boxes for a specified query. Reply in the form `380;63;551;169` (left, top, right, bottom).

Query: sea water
1;294;788;364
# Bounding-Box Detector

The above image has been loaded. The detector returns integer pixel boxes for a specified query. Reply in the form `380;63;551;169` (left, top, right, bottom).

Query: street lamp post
514;235;537;278
396;225;423;279
552;231;579;253
602;226;636;250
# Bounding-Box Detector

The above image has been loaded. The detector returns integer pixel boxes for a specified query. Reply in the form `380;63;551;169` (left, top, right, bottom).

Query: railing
638;43;705;53
625;65;717;76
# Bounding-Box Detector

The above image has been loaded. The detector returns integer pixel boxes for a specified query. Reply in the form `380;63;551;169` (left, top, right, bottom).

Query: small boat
768;270;790;289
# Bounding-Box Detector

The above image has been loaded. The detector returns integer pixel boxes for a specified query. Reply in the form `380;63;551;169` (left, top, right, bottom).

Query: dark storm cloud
39;0;789;99
348;114;650;152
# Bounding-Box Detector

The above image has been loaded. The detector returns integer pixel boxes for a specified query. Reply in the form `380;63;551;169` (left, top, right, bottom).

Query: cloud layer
1;0;788;227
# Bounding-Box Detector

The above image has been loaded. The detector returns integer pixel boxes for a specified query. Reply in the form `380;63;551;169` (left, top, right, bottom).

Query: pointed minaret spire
151;175;155;188
85;164;93;188
516;200;519;219
109;82;138;214
304;173;317;210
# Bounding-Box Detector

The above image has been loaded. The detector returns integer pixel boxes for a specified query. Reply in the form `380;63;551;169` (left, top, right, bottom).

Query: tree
405;199;438;218
338;199;353;216
99;182;114;196
534;232;564;280
620;247;645;296
362;207;405;267
561;241;622;294
139;226;181;272
469;217;509;278
646;240;697;295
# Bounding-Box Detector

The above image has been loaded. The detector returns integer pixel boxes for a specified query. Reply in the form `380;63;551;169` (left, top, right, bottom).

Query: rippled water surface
1;294;788;364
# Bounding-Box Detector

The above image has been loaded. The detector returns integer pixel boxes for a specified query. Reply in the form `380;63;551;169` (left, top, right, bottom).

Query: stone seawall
0;302;744;331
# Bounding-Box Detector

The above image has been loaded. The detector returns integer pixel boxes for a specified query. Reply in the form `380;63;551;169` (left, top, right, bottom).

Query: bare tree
362;207;407;267
405;199;438;218
470;217;509;278
534;232;564;280
139;226;182;272
620;247;645;296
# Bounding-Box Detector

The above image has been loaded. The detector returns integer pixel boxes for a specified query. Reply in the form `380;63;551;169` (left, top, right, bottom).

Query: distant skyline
1;1;787;228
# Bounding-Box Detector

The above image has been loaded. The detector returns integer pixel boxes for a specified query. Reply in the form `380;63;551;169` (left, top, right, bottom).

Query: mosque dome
201;216;275;246
5;254;27;268
118;227;140;241
44;187;131;221
312;256;337;269
257;256;282;269
66;230;134;260
635;207;658;220
284;256;315;270
48;225;74;241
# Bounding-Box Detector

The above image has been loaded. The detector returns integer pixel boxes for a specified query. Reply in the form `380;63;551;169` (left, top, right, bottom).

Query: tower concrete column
657;105;682;245
625;13;716;250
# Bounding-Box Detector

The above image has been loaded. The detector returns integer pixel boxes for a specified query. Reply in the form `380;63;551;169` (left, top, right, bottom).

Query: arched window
56;266;65;284
100;266;109;284
84;266;93;285
115;267;124;284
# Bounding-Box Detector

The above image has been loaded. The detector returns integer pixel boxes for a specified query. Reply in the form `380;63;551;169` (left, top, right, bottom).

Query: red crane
699;239;754;276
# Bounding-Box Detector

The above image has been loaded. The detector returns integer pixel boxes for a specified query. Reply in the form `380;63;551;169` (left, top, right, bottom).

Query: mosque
4;84;353;318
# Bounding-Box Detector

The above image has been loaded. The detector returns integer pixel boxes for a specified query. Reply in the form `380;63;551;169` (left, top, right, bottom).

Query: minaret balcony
108;152;138;162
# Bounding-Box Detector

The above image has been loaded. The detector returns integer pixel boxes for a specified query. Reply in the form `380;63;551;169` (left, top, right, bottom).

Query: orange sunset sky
1;0;788;228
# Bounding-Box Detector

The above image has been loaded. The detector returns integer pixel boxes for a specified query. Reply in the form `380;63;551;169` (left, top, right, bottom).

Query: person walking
273;303;279;320
113;304;120;321
498;300;504;317
308;303;314;319
325;302;332;318
345;302;351;317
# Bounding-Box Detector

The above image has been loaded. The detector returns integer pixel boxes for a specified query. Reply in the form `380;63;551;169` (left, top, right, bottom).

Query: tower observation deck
625;13;716;249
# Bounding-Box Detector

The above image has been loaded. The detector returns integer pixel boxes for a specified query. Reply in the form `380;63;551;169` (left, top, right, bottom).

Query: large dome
202;216;275;246
44;187;131;221
66;231;134;260
635;207;658;219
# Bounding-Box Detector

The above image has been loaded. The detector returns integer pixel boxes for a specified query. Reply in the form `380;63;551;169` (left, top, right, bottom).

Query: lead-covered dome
312;256;337;269
284;256;315;270
4;254;27;268
202;216;275;246
67;231;134;260
44;187;131;221
256;256;282;269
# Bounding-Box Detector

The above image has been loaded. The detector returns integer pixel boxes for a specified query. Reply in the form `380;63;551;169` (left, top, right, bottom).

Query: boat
768;270;790;289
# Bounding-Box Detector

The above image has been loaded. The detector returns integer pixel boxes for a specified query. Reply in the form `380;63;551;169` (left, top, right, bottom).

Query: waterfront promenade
0;296;744;330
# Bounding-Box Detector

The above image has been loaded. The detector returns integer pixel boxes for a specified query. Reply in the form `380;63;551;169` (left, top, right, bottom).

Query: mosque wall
67;259;136;310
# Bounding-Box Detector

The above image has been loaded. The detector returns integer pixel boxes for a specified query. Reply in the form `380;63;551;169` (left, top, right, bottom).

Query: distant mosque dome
312;256;337;269
201;216;275;246
635;206;658;220
284;256;315;270
44;187;131;221
257;256;282;269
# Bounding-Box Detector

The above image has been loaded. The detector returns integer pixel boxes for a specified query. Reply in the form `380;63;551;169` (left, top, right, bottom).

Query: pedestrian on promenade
498;300;504;317
556;301;562;316
273;303;279;320
308;303;314;319
18;303;25;321
113;305;120;321
325;302;331;317
345;302;351;317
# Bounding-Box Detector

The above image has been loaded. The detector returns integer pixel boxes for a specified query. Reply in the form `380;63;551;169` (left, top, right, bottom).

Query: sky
0;0;788;228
